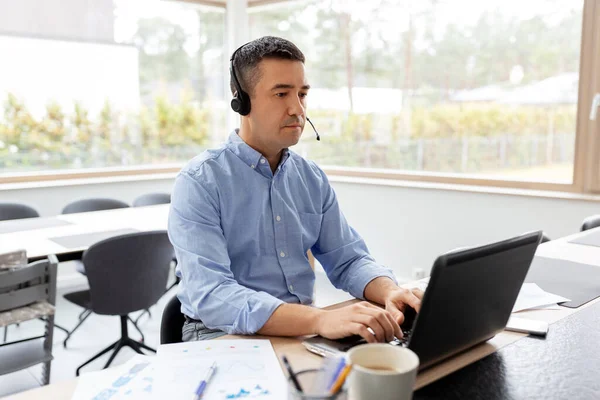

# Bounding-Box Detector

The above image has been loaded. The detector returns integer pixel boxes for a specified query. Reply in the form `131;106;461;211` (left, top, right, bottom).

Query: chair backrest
0;255;58;313
0;203;40;221
133;193;171;207
82;230;172;316
581;215;600;232
160;294;185;344
61;198;129;214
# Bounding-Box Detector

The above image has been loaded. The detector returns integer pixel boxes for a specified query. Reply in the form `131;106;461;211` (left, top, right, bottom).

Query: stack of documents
407;278;569;313
72;339;288;400
512;283;570;313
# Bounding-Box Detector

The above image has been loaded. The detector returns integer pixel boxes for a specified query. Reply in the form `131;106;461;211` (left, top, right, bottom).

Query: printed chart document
72;355;156;399
154;339;287;399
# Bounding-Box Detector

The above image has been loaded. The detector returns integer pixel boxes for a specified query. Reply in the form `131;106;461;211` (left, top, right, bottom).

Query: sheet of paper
512;283;571;313
154;339;287;400
71;355;156;400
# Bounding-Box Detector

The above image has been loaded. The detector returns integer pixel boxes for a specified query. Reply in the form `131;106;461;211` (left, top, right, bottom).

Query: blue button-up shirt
168;131;396;335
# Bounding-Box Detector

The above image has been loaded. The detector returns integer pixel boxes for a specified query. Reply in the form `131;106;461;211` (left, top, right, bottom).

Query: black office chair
132;192;171;207
160;294;185;344
0;203;69;342
61;198;132;348
581;215;600;232
66;230;172;376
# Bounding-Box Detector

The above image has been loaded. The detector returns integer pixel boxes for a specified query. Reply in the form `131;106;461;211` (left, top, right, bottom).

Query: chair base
75;315;156;376
64;310;147;348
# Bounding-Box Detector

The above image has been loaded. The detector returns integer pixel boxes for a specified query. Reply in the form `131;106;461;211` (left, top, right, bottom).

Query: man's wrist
310;308;326;336
364;276;400;305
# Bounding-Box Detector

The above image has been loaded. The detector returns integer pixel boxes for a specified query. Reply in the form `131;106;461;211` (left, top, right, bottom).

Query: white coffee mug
347;344;419;400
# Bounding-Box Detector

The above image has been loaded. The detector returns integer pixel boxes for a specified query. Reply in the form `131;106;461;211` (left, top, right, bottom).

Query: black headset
229;44;321;140
230;45;252;116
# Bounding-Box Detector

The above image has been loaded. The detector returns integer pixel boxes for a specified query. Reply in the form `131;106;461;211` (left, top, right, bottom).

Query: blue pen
193;361;217;400
327;357;346;391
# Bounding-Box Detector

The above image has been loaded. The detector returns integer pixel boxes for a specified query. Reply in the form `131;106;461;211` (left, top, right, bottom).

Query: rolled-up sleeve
168;171;283;335
311;167;397;299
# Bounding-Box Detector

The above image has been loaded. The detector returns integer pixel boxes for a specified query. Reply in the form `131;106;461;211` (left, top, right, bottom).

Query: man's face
246;58;309;151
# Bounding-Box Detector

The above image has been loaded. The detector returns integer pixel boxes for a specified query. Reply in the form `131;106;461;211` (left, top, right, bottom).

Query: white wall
2;176;599;282
330;180;599;280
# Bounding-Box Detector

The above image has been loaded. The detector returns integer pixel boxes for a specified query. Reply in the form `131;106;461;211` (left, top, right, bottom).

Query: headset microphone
306;117;320;141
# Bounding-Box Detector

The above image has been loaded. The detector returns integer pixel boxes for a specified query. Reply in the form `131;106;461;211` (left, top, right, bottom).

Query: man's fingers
356;306;397;342
350;323;378;344
401;290;422;313
411;288;424;298
354;314;386;342
383;308;403;339
386;301;405;328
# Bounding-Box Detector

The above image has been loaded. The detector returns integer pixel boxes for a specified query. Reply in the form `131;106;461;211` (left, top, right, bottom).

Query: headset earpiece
230;46;251;116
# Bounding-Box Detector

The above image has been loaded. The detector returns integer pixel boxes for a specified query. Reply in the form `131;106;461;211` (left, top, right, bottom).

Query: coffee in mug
347;343;419;400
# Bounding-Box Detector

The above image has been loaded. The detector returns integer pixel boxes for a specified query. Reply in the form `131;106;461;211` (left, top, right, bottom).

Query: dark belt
184;315;202;324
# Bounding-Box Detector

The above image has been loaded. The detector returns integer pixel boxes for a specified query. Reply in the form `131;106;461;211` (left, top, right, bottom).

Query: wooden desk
4;228;600;399
0;205;169;261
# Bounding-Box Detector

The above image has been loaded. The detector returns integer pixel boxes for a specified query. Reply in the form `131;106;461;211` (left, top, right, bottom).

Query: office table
0;205;169;262
3;228;600;399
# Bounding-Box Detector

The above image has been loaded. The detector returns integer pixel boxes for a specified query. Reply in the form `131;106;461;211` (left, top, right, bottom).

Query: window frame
1;0;599;196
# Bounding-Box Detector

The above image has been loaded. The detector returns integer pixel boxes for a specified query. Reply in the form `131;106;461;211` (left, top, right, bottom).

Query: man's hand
315;301;402;343
383;287;424;325
364;277;425;326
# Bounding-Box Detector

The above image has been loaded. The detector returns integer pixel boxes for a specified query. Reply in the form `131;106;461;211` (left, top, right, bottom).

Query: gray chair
61;198;129;215
0;203;68;343
132;193;171;207
61;198;131;347
0;203;39;220
0;255;58;385
64;230;172;376
581;215;600;232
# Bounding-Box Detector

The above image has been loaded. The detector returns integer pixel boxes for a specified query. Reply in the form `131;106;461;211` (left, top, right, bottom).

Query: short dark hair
230;36;305;97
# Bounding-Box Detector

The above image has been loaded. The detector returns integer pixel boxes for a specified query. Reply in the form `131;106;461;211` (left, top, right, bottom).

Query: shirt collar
226;130;292;173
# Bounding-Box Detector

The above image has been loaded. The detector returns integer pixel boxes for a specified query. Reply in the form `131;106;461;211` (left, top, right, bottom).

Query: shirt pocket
296;211;323;254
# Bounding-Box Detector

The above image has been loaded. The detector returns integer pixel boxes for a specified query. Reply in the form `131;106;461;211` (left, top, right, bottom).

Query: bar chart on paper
154;340;287;399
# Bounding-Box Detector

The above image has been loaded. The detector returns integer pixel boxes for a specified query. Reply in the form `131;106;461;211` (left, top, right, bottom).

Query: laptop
303;231;543;370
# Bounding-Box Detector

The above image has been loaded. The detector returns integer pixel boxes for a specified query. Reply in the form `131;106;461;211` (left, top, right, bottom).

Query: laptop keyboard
337;328;411;351
390;329;411;347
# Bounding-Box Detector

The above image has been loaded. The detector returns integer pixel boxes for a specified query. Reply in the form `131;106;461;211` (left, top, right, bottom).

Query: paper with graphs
72;355;156;399
153;339;287;400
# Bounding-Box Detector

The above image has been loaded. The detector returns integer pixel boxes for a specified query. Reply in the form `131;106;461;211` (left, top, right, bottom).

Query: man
168;36;422;343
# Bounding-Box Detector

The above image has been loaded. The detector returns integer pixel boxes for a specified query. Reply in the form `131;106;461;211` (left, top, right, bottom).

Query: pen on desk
282;355;304;393
326;357;346;390
193;361;217;400
329;364;352;395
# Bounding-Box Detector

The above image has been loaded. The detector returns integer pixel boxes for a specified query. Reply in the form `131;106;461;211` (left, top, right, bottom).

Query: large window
0;0;225;175
2;0;599;193
249;0;599;190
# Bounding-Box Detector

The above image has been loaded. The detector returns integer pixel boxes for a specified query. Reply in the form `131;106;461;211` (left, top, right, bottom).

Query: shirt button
260;159;266;164
276;215;281;222
280;251;286;258
289;284;294;292
251;164;255;169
